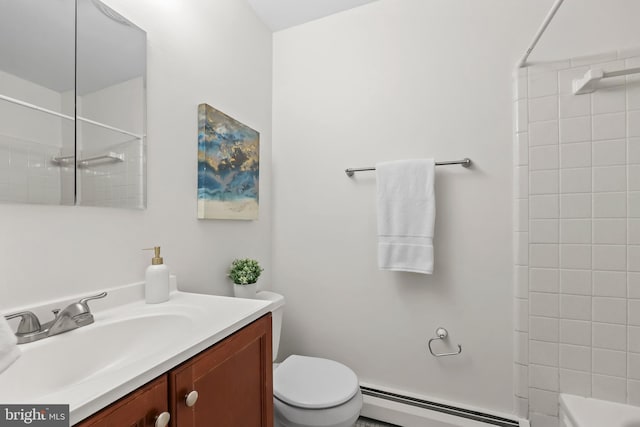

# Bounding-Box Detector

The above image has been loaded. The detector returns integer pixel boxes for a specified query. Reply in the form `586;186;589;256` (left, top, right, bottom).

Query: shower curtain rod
517;0;566;68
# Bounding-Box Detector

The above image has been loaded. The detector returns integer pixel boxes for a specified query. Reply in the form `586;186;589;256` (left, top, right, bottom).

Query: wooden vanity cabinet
75;314;272;427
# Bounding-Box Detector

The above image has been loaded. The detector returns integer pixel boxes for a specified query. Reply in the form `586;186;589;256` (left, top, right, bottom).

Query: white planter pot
233;283;257;299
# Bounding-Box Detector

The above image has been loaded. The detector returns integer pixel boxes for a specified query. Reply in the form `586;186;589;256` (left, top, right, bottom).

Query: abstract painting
197;103;259;220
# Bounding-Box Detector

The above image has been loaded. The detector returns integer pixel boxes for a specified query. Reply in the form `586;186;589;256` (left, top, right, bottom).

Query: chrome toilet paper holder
428;327;462;357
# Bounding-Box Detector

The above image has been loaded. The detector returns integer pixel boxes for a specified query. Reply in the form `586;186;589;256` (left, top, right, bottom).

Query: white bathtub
560;393;640;427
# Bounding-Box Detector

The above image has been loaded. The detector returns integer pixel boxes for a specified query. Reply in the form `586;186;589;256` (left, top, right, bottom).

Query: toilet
255;291;363;427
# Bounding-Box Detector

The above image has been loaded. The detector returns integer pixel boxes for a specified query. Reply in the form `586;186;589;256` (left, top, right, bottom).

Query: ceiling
246;0;379;31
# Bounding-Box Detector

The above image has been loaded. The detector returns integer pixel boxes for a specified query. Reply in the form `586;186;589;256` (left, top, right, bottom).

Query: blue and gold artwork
197;104;259;220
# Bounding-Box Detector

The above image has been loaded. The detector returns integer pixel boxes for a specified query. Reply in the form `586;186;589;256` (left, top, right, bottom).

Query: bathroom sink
0;289;272;424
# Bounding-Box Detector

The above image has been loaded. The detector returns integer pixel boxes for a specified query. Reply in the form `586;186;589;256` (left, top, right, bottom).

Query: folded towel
376;159;436;274
0;315;20;374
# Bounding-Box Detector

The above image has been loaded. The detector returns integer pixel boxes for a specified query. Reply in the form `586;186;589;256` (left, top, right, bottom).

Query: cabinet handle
155;412;170;427
185;390;199;407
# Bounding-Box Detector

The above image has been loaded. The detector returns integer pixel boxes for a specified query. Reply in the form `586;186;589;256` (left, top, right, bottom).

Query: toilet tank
254;291;285;361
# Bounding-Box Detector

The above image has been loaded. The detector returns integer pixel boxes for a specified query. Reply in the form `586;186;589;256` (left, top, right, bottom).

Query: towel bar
345;158;472;177
428;327;462;357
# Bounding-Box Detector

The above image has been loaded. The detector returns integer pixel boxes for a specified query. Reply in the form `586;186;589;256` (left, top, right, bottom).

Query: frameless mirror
0;0;146;208
76;0;146;208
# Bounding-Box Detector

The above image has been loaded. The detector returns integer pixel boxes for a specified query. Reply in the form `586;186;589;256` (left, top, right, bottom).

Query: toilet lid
274;355;359;409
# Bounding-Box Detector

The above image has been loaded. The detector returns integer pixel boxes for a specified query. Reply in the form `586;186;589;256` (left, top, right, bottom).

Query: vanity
1;284;276;426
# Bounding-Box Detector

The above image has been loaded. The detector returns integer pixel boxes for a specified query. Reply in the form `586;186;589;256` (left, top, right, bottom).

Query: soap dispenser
143;246;169;304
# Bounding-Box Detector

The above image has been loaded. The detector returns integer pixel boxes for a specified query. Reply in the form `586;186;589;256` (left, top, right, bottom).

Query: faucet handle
5;311;41;335
79;292;107;307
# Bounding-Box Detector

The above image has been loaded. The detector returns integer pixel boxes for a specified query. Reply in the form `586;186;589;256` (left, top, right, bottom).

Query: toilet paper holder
428;327;462;357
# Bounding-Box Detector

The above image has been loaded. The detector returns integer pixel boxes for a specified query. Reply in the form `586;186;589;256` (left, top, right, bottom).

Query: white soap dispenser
143;246;169;304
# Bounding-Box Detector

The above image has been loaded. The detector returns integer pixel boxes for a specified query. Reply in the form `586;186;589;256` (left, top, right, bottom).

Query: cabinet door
170;314;273;427
75;375;168;427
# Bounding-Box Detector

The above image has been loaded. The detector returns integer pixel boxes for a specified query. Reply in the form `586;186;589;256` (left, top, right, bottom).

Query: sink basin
0;290;272;424
2;312;193;401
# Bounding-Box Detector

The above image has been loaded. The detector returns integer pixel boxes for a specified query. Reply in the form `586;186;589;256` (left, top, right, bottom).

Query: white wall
272;0;640;414
1;0;272;310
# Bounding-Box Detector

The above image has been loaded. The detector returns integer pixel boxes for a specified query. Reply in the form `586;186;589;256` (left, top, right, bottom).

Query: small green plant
228;258;263;285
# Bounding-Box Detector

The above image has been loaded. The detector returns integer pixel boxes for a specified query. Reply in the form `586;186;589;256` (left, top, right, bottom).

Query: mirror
0;0;146;208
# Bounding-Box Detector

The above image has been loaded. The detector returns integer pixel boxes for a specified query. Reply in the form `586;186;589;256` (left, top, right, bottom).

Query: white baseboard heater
360;386;520;427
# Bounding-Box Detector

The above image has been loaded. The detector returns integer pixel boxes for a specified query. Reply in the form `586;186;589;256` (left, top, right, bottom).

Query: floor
355;417;400;427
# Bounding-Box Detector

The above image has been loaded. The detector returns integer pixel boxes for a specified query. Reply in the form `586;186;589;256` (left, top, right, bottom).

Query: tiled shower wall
514;48;640;427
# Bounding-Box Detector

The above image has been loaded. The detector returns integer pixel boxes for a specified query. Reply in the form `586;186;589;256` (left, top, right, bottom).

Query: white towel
0;315;20;374
376;159;436;274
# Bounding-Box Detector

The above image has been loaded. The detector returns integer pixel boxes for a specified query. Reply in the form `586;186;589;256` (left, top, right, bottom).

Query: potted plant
228;258;263;298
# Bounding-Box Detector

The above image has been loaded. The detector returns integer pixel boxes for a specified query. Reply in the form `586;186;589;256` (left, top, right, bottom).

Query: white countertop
0;286;275;425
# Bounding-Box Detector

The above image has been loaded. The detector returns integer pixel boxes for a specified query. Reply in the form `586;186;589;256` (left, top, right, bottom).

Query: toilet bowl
255;291;363;427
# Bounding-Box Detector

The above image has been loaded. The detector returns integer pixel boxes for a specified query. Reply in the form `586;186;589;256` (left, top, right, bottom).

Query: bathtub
560;393;640;427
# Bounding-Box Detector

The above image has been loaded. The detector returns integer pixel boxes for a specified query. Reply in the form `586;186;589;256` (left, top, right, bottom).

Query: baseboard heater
360;386;519;427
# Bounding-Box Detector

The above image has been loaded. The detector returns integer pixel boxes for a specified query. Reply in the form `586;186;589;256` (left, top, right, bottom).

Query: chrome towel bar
345;158;472;177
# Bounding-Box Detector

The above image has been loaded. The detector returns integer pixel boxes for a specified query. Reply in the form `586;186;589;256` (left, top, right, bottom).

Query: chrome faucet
5;292;107;344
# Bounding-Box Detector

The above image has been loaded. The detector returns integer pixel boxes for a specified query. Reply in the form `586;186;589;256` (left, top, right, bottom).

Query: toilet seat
274;355;359;409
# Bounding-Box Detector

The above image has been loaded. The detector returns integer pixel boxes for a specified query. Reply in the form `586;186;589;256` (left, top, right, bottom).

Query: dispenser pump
144;246;164;265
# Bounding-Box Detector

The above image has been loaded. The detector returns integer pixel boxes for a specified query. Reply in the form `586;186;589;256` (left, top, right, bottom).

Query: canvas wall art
197;103;259;220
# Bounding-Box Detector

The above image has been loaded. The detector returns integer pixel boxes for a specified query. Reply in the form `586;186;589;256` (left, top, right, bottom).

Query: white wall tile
530;71;559;98
560;319;591;346
630;192;640;217
630;165;640;191
593;219;627;244
592;139;626;166
560;117;591;144
531;170;559;195
560;219;591;244
629;273;640;299
593;166;627;192
531;340;559;367
593;270;627;297
560;369;591;396
531;292;559;317
514;396;529;418
560;245;592;270
630;111;640;137
530;96;559;122
560;93;590;118
530;268;559;293
561;194;591;218
593;322;627;351
515;99;528;133
561;142;591;169
530;146;559;171
560;344;591;371
592;374;627;403
560;269;592;295
531;244;559;268
593;113;626;141
630;219;640;245
515;132;529;166
530;364;559;391
529;413;559;427
531;220;559;243
529;388;558;416
531;194;559;219
593;348;627;377
515;165;529;198
530;120;559;146
560;168;591;193
629;138;640;164
560;294;591;321
515;232;529;266
593;192;626;217
515;265;529;299
628;380;640;405
629;83;640;110
531;316;559;342
628;353;640;380
593;86;626;114
515;363;529;397
593;297;627;324
629;327;640;353
630;300;640;326
628;246;640;272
